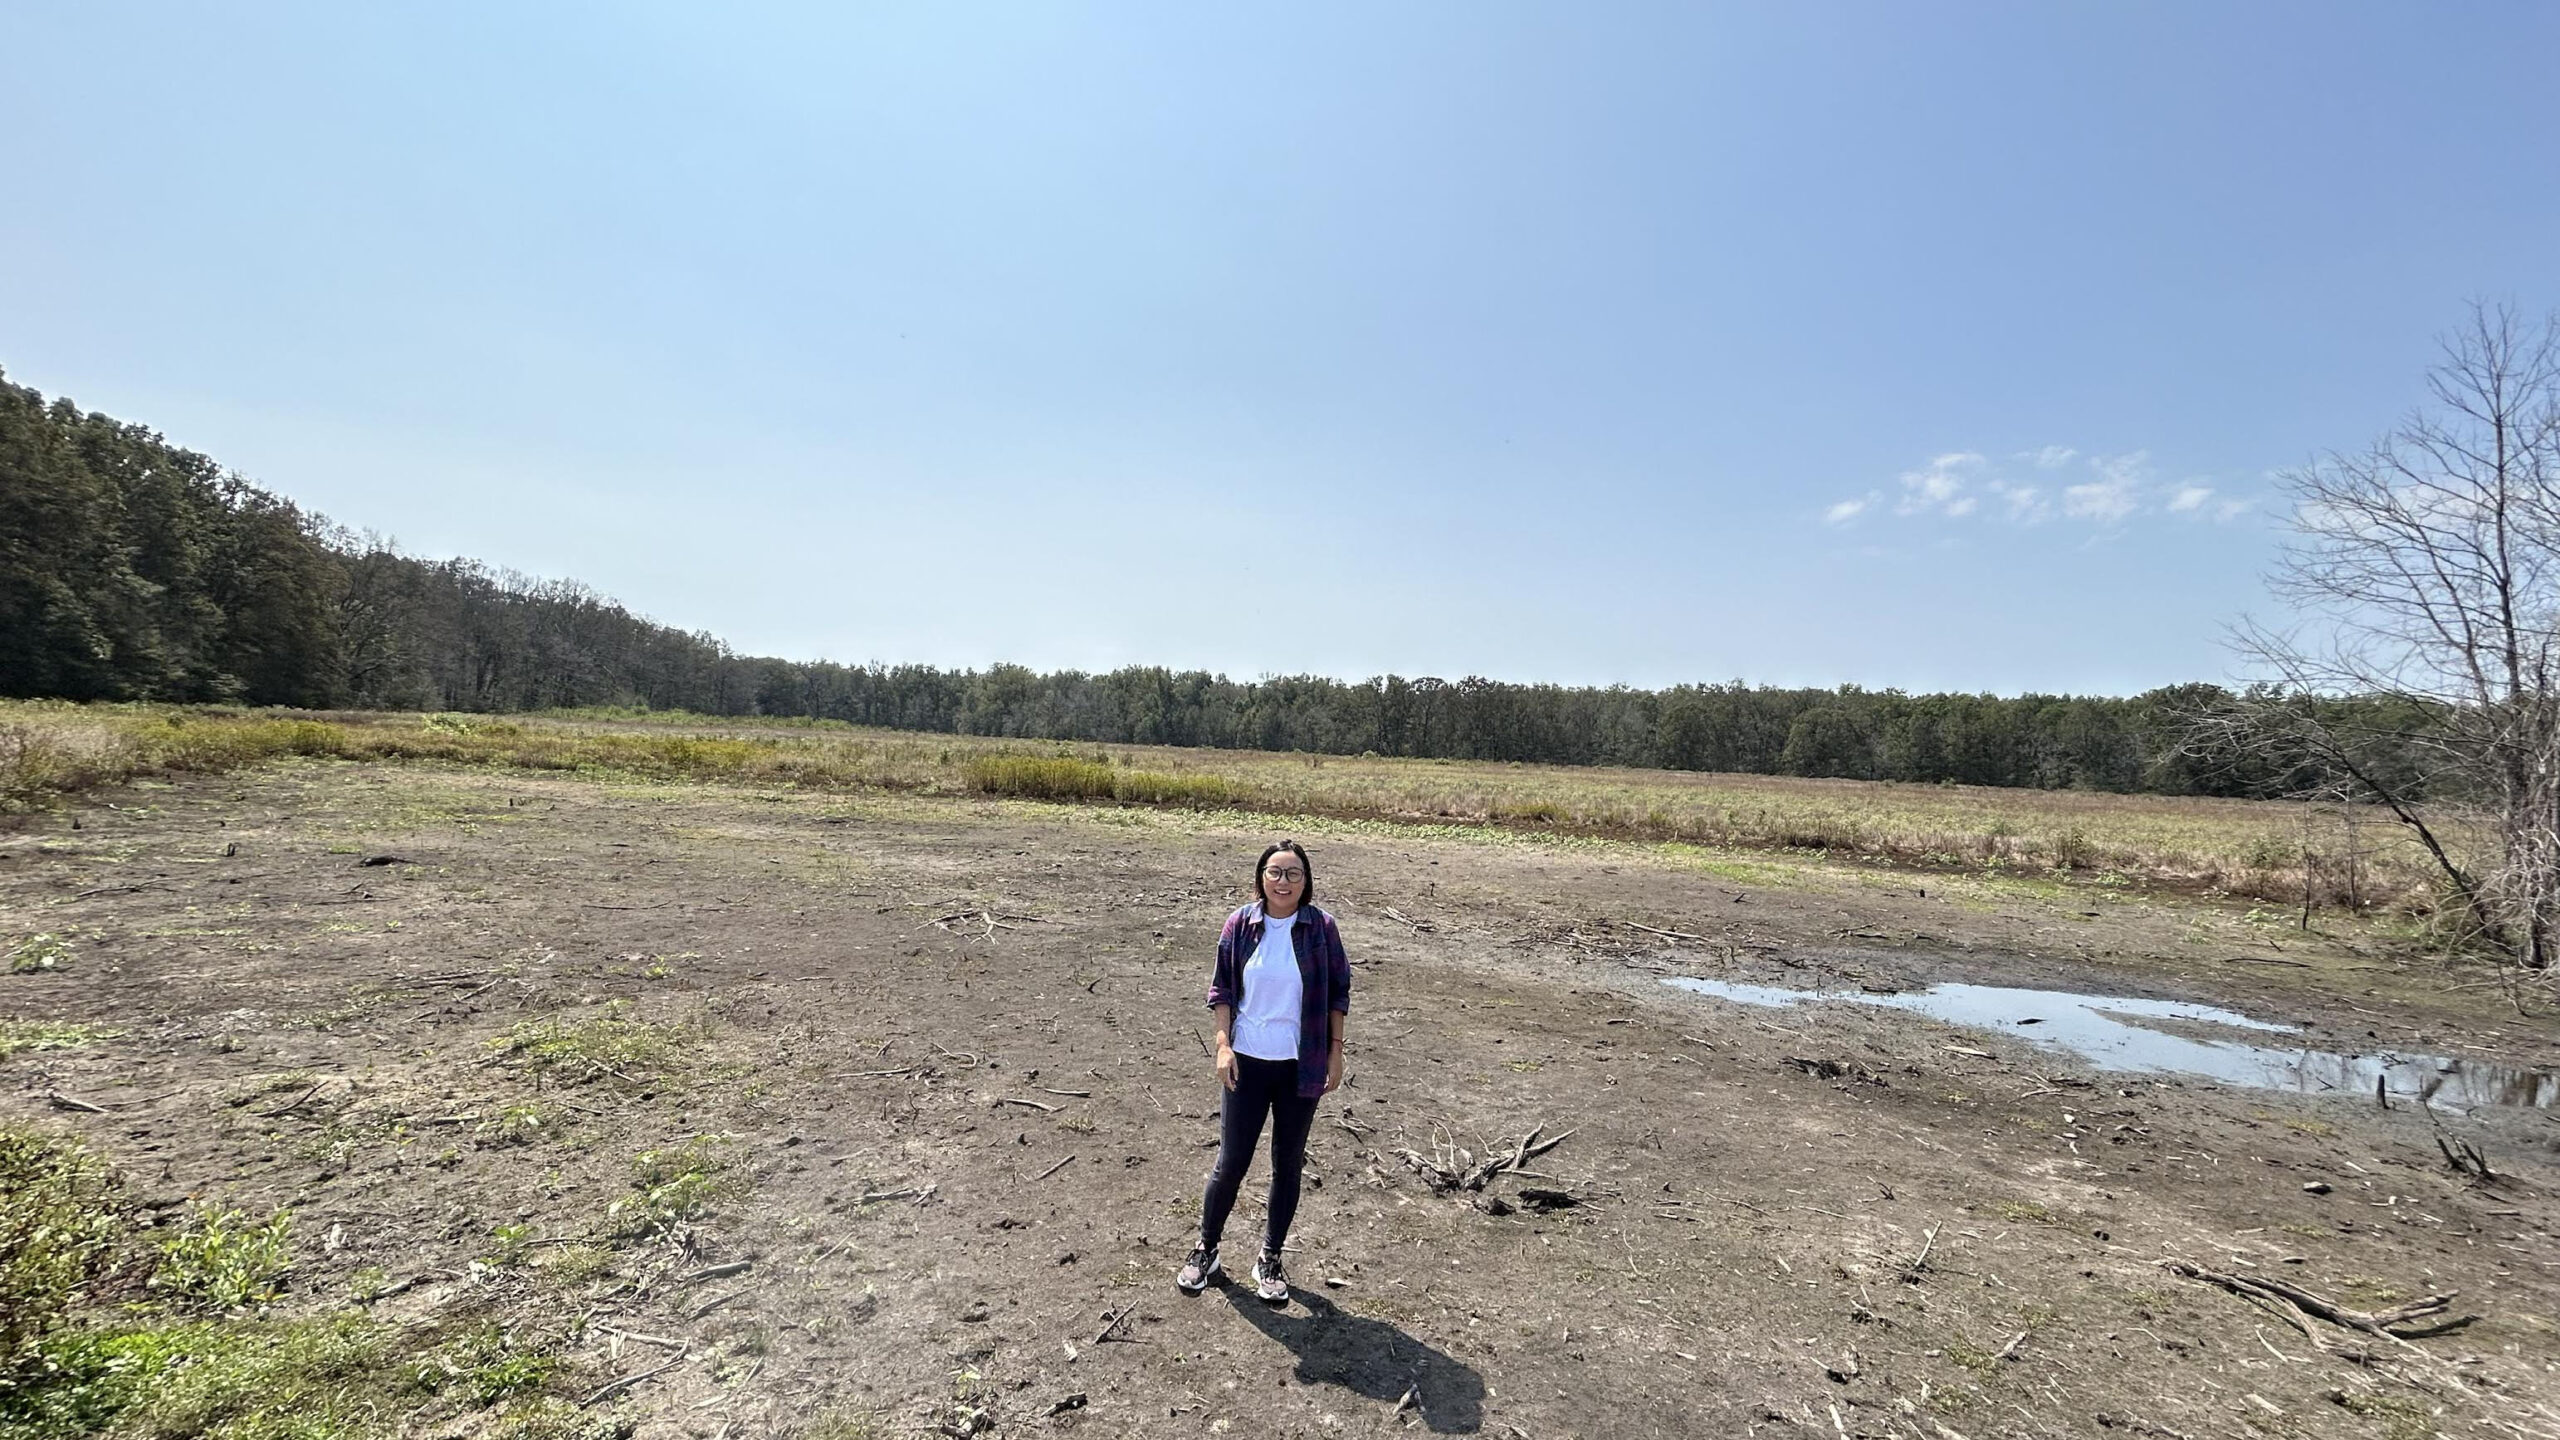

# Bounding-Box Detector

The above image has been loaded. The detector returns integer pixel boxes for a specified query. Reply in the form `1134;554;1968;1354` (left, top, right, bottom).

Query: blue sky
6;3;2555;694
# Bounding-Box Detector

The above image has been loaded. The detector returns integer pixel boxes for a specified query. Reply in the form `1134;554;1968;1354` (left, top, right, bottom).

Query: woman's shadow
1221;1288;1486;1433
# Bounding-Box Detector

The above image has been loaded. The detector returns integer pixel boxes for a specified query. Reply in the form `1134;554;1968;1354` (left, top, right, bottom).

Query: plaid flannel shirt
1206;901;1352;1099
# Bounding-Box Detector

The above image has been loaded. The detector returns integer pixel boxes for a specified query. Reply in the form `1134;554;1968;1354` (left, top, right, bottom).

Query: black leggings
1200;1054;1319;1256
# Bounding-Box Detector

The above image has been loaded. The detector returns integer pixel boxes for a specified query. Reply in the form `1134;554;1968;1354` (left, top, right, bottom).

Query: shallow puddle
1664;977;2558;1110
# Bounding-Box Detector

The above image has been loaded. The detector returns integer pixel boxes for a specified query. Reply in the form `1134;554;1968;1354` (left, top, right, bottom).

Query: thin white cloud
2064;480;2139;523
1895;452;1983;515
1992;482;2048;521
1827;444;2248;532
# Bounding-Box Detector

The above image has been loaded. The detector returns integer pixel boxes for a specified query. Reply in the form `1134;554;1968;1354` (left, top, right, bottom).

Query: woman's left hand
1322;1050;1344;1095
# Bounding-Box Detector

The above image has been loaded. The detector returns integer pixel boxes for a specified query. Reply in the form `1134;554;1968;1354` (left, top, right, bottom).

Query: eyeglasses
1263;866;1305;883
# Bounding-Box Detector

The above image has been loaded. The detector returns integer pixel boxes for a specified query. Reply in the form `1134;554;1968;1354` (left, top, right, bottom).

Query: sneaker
1176;1244;1222;1293
1251;1250;1289;1303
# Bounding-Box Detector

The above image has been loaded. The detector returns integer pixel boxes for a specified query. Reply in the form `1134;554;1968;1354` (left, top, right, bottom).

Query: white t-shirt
1231;910;1303;1062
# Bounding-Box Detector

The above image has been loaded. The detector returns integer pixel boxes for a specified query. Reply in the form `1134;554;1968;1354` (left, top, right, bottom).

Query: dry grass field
0;703;2454;917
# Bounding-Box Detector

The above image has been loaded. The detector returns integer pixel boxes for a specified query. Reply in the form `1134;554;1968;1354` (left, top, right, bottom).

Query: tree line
0;366;2363;798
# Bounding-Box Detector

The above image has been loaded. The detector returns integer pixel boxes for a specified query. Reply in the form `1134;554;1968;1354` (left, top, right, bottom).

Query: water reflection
1663;977;2558;1110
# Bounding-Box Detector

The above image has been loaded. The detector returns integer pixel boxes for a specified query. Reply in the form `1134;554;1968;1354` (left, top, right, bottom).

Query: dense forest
1;369;2344;797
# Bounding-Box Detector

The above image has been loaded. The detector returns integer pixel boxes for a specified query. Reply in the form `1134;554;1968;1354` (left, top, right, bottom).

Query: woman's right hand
1216;1041;1239;1091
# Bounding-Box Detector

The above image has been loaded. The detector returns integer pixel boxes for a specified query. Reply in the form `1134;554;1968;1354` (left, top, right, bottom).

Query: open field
0;703;2465;911
3;738;2556;1439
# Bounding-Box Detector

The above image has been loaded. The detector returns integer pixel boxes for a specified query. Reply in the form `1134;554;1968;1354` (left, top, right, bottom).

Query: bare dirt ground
4;759;2557;1440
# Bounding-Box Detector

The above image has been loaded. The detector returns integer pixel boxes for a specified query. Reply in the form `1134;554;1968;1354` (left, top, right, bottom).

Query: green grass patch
152;1205;294;1310
485;1002;696;1078
7;935;71;974
608;1135;743;1241
0;1128;597;1439
20;1312;395;1440
0;1020;121;1059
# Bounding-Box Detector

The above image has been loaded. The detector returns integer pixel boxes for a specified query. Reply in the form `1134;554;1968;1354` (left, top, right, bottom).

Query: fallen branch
675;1260;754;1285
994;1096;1059;1112
2158;1259;2457;1346
580;1349;688;1407
44;1092;109;1114
1624;920;1707;943
1030;1154;1077;1183
1392;1123;1575;1193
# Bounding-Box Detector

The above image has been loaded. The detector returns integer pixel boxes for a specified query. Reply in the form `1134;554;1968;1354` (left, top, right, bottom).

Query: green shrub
963;755;1116;799
30;1314;392;1440
965;755;1236;807
1106;769;1236;806
0;1127;127;1391
152;1205;294;1310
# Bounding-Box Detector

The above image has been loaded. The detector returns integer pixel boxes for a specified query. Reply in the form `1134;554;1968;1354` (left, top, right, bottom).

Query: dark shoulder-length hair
1252;839;1314;908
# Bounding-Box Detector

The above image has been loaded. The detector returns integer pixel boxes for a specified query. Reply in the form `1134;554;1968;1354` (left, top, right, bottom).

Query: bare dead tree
2227;302;2560;977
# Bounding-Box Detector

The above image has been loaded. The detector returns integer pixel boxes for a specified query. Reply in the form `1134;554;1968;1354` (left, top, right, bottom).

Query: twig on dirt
686;1289;751;1321
1900;1224;1941;1280
675;1260;755;1285
995;1096;1060;1112
580;1349;689;1407
71;881;168;899
1623;920;1708;943
2224;955;2312;968
1994;1330;2028;1362
599;1327;687;1350
256;1080;331;1119
1192;1029;1212;1058
1038;1086;1091;1098
357;1268;461;1303
831;1067;920;1079
1030;1154;1077;1183
44;1092;110;1114
931;1043;981;1069
854;1184;935;1206
1095;1303;1136;1344
1382;907;1433;933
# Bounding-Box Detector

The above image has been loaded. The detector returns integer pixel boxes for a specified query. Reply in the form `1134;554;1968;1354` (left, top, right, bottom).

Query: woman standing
1178;839;1351;1303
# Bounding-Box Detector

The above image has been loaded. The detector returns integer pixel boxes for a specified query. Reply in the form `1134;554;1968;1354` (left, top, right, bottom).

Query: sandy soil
4;759;2556;1440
